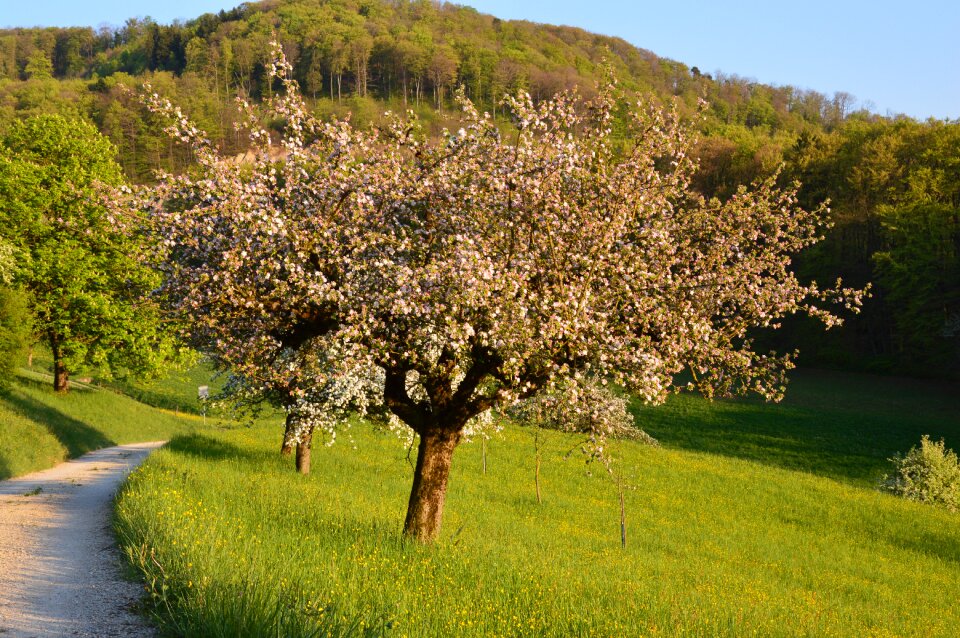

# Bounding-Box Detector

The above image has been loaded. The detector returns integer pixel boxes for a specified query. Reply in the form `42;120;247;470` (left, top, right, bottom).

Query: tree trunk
280;412;296;456
295;427;312;475
54;358;69;393
403;428;460;542
50;336;68;393
535;453;542;504
481;437;487;475
619;479;627;549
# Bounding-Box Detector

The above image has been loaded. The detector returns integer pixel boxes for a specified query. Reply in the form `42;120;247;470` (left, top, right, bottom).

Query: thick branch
270;303;338;350
384;366;428;433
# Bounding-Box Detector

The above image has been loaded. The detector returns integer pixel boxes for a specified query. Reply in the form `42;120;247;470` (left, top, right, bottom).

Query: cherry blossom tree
129;46;863;542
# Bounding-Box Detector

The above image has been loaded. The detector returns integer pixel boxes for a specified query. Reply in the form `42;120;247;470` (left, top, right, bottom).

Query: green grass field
114;369;960;637
106;360;230;416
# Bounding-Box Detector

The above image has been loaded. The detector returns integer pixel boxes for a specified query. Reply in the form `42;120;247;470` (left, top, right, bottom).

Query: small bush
881;436;960;512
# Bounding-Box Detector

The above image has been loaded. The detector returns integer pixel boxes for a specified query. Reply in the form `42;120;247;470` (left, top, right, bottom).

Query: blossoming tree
132;47;862;542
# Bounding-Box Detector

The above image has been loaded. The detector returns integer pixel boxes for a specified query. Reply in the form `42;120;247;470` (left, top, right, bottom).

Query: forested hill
2;0;863;140
1;0;958;379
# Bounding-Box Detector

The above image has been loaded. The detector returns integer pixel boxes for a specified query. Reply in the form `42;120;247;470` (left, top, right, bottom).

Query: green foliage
0;114;180;389
24;49;53;80
882;435;960;512
115;370;960;636
0;286;31;390
873;204;960;373
0;1;958;380
780;118;960;377
0;238;31;389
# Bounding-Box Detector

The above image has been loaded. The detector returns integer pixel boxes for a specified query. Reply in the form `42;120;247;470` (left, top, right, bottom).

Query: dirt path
0;442;165;637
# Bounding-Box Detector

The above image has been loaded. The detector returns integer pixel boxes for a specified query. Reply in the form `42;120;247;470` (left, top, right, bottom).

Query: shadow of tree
4;392;114;459
0;453;11;481
631;370;960;486
165;433;261;462
15;372;97;395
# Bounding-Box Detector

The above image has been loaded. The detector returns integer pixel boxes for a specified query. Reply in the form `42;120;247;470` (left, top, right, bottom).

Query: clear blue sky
3;0;957;120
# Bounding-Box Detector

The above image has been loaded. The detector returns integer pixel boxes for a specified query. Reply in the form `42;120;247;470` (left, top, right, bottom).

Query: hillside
114;368;960;636
0;0;849;140
0;368;202;479
0;0;958;378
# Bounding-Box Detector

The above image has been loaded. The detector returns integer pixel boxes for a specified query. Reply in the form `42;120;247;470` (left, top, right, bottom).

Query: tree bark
295;427;312;475
54;360;69;393
403;428;460;542
50;336;69;393
280;412;296;456
535;453;542;504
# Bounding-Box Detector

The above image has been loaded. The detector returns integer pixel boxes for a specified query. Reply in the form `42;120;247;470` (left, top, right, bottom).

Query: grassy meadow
114;369;960;637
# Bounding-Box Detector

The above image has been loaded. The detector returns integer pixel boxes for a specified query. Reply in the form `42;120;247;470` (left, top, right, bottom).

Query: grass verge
115;370;960;637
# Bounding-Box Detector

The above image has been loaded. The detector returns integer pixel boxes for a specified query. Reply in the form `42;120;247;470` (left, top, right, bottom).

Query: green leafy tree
874;203;960;373
0;115;178;392
0;239;31;390
24;49;54;80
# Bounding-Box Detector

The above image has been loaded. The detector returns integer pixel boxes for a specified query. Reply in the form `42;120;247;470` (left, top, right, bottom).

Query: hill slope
0;0;957;376
115;369;960;637
0;369;202;479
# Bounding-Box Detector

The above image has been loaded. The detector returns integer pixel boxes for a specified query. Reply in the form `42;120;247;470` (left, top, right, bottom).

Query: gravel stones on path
0;442;164;637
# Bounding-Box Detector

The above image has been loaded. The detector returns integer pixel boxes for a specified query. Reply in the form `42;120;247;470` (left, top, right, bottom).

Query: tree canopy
0;238;30;390
0;115;179;391
131;48;862;541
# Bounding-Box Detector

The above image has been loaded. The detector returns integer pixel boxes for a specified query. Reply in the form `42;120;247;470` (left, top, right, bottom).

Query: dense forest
1;0;958;378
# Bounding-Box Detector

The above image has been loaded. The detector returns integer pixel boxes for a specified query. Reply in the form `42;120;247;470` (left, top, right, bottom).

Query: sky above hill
3;0;957;120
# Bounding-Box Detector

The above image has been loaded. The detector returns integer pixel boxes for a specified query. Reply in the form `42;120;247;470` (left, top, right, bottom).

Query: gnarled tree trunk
54;361;69;393
403;428;460;542
295;427;312;475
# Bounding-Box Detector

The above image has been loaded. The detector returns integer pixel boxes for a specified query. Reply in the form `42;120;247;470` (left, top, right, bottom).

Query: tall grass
115;370;960;637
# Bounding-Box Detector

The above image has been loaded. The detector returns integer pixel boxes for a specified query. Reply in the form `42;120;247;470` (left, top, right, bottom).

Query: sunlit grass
115;370;960;637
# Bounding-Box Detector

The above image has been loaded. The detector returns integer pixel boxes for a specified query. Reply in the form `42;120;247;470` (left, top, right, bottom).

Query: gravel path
0;442;165;637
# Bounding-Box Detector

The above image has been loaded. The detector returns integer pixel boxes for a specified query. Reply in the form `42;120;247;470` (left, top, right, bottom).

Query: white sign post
198;385;209;425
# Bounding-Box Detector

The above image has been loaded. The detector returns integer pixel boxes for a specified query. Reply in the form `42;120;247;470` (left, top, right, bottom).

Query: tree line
0;0;957;381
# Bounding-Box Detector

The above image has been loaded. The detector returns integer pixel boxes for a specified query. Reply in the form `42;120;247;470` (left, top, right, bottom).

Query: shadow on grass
885;525;960;567
0;454;11;481
633;389;960;486
110;381;203;416
4;391;115;459
165;433;262;463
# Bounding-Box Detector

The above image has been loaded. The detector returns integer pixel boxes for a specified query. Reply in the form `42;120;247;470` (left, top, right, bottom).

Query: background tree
0;115;179;392
136;49;862;542
0;239;31;390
